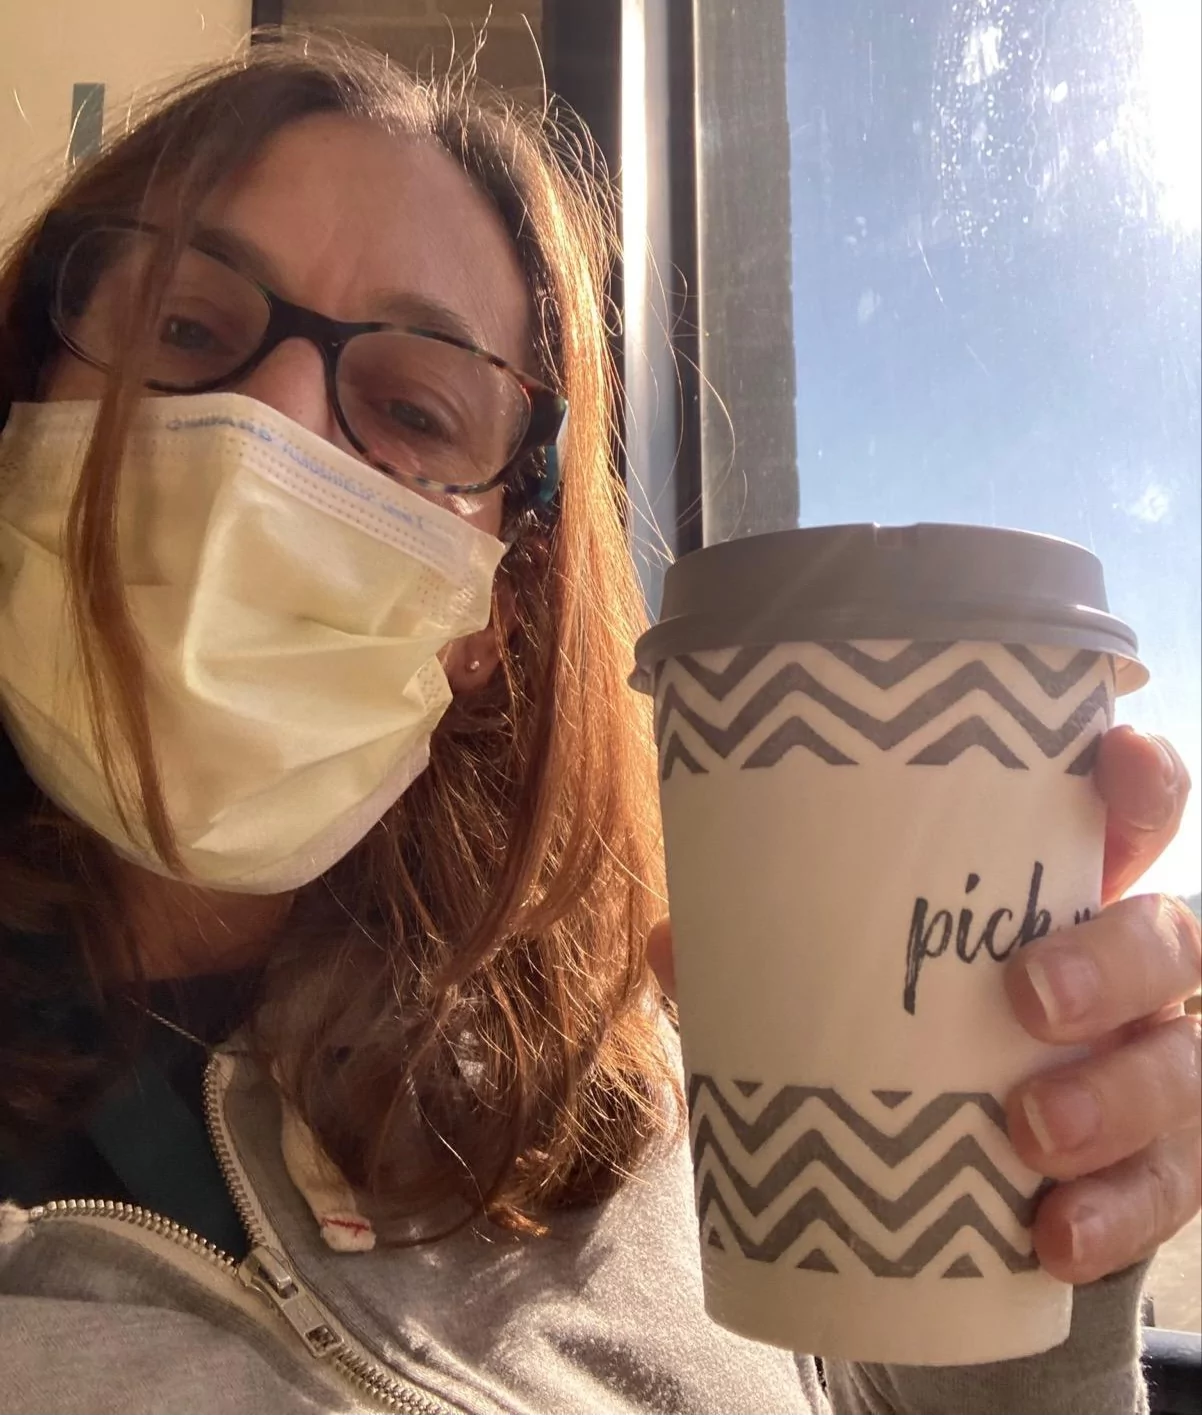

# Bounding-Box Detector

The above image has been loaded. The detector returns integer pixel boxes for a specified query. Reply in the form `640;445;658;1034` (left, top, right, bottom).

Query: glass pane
782;0;1199;908
694;1;800;542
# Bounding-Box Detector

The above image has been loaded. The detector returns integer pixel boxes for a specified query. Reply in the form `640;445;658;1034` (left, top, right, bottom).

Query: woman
0;36;1197;1415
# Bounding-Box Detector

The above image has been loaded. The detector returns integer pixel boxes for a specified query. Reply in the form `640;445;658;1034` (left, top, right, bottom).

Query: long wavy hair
0;35;679;1235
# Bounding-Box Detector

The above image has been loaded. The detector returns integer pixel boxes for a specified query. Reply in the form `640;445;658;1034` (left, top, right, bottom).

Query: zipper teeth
201;1059;268;1247
31;1198;238;1277
202;1054;454;1415
333;1349;449;1415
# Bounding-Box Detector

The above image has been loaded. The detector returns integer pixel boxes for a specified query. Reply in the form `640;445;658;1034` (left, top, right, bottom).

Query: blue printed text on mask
165;410;448;543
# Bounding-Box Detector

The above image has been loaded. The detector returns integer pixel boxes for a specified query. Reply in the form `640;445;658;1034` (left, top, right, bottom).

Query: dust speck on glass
691;0;1199;900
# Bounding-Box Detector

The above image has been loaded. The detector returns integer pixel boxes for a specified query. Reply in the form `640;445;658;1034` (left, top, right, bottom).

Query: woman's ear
444;573;519;694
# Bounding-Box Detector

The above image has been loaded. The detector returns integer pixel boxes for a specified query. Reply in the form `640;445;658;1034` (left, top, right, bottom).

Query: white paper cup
633;524;1147;1366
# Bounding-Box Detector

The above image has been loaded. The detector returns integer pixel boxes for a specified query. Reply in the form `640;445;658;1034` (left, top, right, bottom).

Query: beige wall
1;0;252;241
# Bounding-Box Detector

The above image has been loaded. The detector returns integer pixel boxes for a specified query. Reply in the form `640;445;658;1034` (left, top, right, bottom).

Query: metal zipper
29;1197;410;1410
202;1051;453;1415
27;1198;310;1364
27;1054;455;1415
29;1197;237;1279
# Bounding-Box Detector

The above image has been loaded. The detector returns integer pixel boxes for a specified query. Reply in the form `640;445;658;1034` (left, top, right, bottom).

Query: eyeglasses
49;218;567;507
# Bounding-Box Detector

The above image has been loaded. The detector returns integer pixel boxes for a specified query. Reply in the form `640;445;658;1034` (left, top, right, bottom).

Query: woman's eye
159;315;221;352
381;400;451;441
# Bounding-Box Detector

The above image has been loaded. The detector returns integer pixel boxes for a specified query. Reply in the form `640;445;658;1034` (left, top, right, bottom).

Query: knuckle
1157;1016;1202;1113
1166;897;1202;983
1141;1144;1192;1245
1176;1015;1202;1096
1120;893;1168;954
1122;897;1202;1014
1168;1010;1202;1068
1119;1019;1200;1143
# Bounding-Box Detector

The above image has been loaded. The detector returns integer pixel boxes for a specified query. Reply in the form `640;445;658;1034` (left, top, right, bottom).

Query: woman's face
43;112;536;539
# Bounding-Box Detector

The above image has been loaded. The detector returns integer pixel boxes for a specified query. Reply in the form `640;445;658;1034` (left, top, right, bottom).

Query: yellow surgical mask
0;393;505;892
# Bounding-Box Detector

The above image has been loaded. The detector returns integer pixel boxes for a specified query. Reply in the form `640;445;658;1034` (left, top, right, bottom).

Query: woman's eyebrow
192;224;282;287
369;292;485;349
191;223;489;349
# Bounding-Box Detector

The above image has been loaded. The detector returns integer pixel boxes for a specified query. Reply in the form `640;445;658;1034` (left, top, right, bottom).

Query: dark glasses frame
38;211;568;509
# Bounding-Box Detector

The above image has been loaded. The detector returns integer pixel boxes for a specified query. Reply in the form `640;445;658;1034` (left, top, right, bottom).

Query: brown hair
0;35;680;1234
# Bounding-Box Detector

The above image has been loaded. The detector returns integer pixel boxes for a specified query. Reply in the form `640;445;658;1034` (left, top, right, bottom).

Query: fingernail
1022;1079;1101;1153
1068;1206;1106;1266
1149;735;1179;789
1025;950;1099;1026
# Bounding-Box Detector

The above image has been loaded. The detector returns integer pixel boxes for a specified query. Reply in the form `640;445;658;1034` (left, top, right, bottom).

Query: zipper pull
240;1244;343;1358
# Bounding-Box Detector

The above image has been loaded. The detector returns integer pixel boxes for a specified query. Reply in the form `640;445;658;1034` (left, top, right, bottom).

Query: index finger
1006;893;1202;1043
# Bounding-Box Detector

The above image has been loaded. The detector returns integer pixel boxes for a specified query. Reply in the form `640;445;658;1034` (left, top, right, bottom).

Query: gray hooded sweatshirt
0;1047;1149;1415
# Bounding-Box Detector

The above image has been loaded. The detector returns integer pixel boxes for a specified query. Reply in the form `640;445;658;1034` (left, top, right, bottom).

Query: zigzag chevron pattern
689;1074;1043;1279
654;642;1113;779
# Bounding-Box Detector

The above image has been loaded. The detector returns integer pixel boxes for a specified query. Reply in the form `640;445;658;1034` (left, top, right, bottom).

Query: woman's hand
646;724;1202;1286
1003;725;1200;1283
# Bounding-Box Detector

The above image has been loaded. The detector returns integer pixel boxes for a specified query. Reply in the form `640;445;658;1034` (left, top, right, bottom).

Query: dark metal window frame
249;0;283;33
664;0;702;556
545;0;703;598
542;0;627;504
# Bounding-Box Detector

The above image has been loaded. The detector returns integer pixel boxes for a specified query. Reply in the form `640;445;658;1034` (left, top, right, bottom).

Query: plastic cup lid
632;523;1147;695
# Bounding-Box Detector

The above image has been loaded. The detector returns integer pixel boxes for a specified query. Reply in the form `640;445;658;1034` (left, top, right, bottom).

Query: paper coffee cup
633;523;1147;1366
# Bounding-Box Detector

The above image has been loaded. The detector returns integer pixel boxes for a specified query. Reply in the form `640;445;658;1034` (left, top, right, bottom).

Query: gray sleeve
820;1263;1150;1415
